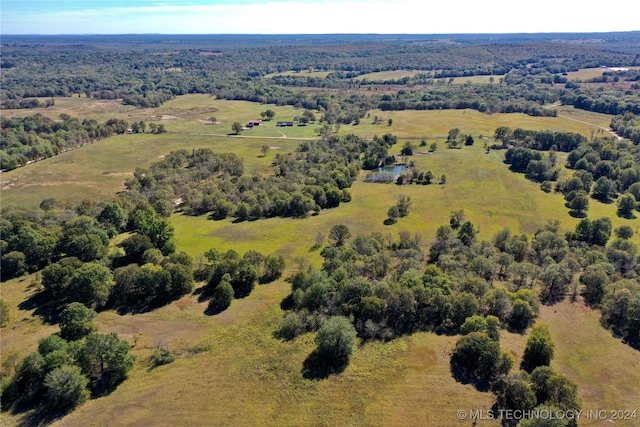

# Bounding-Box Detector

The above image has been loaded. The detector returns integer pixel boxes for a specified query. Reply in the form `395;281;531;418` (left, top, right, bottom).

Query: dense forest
1;33;639;114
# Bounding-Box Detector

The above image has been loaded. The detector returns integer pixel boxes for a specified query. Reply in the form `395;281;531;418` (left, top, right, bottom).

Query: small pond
378;165;410;176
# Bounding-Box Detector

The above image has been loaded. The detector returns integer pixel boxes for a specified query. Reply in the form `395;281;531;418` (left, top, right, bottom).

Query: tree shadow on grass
568;210;587;218
204;298;229;315
17;291;59;325
8;402;67;427
449;364;491;392
301;349;349;380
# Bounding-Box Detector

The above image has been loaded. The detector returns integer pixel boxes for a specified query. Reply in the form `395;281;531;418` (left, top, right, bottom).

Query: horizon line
2;30;640;37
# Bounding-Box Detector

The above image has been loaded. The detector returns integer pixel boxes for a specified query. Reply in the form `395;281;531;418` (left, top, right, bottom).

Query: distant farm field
264;70;333;78
354;70;429;81
566;66;640;81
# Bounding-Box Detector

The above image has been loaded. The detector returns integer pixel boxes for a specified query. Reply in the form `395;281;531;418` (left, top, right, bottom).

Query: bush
151;348;176;367
44;365;89;412
59;303;97;341
315;316;357;364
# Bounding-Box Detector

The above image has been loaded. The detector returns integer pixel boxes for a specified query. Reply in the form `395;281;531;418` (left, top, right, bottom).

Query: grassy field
1;95;639;426
565;66;640;81
3;95;616;209
264;70;333;78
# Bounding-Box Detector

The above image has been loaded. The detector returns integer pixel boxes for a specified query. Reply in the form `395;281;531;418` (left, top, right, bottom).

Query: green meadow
1;95;639;426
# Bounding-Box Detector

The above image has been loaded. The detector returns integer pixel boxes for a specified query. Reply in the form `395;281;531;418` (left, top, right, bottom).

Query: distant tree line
2;37;638;118
497;126;640;219
0;114;164;171
1;97;54;109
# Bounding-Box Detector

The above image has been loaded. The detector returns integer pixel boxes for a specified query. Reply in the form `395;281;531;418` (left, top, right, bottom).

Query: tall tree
521;323;555;372
328;225;351;246
59;303;98;341
77;333;135;394
232;122;243;135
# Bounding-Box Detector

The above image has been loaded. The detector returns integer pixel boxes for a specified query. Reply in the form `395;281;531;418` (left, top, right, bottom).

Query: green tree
521;324;555;372
396;195;412;218
210;278;234;314
77;333;135;394
328;224;351;246
315;316;357;365
465;135;475;146
540;262;572;303
38;335;69;356
231;261;259;298
457;221;477;246
232;122;243;135
260;144;270;157
450;332;505;386
580;264;610;306
67;263;114;309
261;255;286;283
617;193;637;218
460;315;488;335
0;251;26;279
400;141;414;155
260;109;275;120
568;193;589;217
509;299;535;332
615;225;634;239
97;202;127;236
497;376;537;414
128;207;175;253
447;127;460;142
530;366;581;412
44;365;89;412
12;352;46;404
592;176;615;201
59;302;98;341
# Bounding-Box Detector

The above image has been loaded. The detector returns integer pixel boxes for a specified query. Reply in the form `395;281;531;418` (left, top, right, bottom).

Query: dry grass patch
540;300;640;426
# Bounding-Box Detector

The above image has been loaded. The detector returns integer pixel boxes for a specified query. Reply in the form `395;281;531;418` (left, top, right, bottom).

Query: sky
1;0;639;35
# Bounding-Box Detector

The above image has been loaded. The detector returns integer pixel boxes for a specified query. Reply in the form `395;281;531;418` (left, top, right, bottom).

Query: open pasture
264;70;333;78
1;95;614;210
566;66;640;81
2;96;639;427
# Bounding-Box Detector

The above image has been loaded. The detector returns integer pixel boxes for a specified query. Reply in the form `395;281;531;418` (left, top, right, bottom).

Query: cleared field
539;301;640;427
264;70;333;78
2;96;638;427
353;70;504;85
354;70;429;81
566;66;640;81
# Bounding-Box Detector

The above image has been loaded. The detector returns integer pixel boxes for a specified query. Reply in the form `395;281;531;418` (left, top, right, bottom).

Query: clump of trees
276;204;639;380
120;135;366;221
499;125;640;220
1;323;134;417
200;247;286;314
385;195;411;224
1;198;194;315
451;322;581;423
